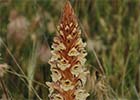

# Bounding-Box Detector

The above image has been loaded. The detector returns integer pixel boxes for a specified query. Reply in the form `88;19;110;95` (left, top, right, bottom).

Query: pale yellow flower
60;79;74;91
59;30;64;36
74;89;89;100
50;93;64;100
78;57;87;66
52;42;66;51
57;63;70;71
78;71;89;85
71;63;83;77
68;47;79;56
46;82;54;95
67;34;73;40
57;57;70;71
53;37;60;43
75;38;87;48
51;68;62;82
50;51;61;61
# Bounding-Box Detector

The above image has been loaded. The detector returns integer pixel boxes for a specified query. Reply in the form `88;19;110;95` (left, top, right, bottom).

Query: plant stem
0;78;9;100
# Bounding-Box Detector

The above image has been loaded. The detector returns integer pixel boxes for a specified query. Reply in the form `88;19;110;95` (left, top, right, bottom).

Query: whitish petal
78;71;89;85
57;57;70;70
60;79;74;91
50;51;61;61
78;57;87;66
67;34;72;39
71;63;83;77
52;42;66;51
50;93;64;100
75;38;87;48
46;82;54;95
58;63;70;71
51;69;62;82
74;89;89;100
54;37;60;43
68;47;79;56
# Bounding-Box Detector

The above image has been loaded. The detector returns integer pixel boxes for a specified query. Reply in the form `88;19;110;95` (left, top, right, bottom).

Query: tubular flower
46;1;89;100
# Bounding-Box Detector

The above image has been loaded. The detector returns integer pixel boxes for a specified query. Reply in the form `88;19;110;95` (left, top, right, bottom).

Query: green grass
0;0;140;99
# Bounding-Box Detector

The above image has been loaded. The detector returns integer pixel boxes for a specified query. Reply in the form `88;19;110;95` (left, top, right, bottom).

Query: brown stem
0;78;9;100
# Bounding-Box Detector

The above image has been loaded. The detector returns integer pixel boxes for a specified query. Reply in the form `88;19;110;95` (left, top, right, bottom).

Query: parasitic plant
46;1;89;100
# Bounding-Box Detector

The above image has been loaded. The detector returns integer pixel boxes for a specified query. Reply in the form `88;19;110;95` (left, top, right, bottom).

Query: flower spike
46;1;89;100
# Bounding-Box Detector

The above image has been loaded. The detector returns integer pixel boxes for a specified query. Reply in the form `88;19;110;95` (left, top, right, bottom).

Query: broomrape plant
46;1;89;100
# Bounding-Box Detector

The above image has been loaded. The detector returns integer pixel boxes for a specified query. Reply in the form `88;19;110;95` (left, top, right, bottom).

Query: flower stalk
46;1;89;100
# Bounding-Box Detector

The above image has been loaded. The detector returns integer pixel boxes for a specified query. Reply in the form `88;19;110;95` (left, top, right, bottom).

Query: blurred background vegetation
0;0;140;100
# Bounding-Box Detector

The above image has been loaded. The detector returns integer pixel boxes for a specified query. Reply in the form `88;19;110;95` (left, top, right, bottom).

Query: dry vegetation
0;0;140;100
